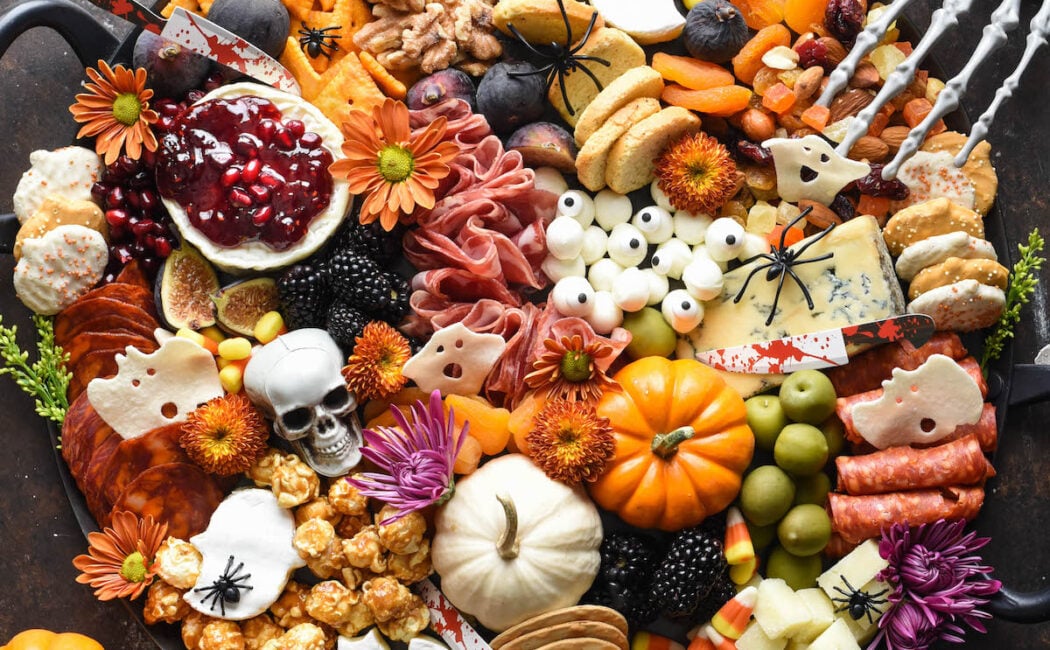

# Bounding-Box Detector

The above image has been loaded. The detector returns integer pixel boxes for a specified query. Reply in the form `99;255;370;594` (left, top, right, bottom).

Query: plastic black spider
504;0;610;116
732;206;835;326
194;555;254;616
298;24;341;59
830;576;889;625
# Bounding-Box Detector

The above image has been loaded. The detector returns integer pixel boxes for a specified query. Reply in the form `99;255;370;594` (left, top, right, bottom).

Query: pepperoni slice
98;424;190;514
74;282;156;317
835;435;994;496
108;463;227;540
828;486;985;545
826;332;967;396
60;392;117;483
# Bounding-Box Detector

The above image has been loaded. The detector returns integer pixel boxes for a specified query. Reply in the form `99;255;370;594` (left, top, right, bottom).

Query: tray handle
0;0;120;68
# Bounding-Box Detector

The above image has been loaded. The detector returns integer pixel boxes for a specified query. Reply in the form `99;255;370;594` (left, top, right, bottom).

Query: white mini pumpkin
431;454;603;632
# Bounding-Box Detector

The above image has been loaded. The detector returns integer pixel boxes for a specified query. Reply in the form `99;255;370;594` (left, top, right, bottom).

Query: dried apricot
762;82;797;114
732;24;792;86
783;0;830;35
662;84;754;117
735;0;786;29
445;394;511;455
651;52;735;90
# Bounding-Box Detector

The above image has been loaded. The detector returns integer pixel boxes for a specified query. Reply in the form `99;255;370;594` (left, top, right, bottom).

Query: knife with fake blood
694;314;936;374
87;0;300;95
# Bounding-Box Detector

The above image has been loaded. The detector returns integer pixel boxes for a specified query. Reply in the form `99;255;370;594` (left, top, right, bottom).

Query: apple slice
589;0;686;44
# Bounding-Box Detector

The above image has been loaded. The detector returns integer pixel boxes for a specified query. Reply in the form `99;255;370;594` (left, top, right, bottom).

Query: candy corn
710;585;757;640
632;631;686;650
686;633;716;650
724;506;755;565
729;554;759;585
702;625;737;650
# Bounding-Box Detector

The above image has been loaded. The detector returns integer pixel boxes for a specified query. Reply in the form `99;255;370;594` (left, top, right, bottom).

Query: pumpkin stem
495;493;519;559
651;425;695;459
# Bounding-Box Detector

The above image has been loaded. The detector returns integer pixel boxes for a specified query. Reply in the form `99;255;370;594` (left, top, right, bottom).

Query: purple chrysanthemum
869;518;1001;650
347;389;466;524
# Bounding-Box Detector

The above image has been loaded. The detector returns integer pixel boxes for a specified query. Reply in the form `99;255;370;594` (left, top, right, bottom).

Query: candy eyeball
632;205;674;245
580;226;608;265
640;268;670;306
541;254;586;283
557;190;595;227
650;178;673;211
546;216;585;260
649;238;692;280
551;276;596;317
593;189;633;231
607;223;648;268
705;218;746;262
661;289;705;333
533;166;569;196
611;267;650;312
587;258;625;292
673;210;713;246
739;232;771;261
585;290;623;334
681;258;725;301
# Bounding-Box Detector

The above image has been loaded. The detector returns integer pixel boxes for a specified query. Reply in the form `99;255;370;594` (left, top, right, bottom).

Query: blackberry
582;532;662;630
690;566;736;625
326;300;370;350
649;524;727;619
326;219;403;264
370;271;412;324
326;249;393;313
277;264;332;329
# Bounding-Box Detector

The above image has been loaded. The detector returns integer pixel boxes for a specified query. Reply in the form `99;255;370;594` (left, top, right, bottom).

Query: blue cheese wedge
679;216;904;397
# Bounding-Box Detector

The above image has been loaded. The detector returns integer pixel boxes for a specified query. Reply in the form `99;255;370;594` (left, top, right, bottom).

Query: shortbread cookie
883;197;984;256
494;0;605;46
501;621;628;650
605;106;701;195
491;606;628;650
14;224;108;315
574;65;664;146
576;97;661;191
14;194;107;260
907;279;1006;332
13;146;101;223
907;256;1009;300
895;230;997;281
547;26;646;127
921;131;998;215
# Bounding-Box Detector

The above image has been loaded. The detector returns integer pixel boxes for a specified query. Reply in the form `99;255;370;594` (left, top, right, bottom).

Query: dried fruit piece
683;0;750;63
734;0;786;30
731;23;792;86
651;51;735;90
761;82;796;114
825;0;864;44
213;277;280;337
662;84;753;117
783;0;830;35
157;244;220;331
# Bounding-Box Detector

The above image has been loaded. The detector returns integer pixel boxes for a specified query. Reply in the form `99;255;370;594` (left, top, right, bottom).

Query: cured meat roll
835;435;994;495
828;486;985;545
827;332;966;396
921;402;998;452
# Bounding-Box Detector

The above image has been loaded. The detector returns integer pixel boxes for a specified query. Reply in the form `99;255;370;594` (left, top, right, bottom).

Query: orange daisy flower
527;399;615;484
72;510;168;601
330;98;459;231
69;59;159;166
524;334;618;402
342;321;413;401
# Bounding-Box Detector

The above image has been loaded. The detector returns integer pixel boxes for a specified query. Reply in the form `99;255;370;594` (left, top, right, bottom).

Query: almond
793;66;824;101
880;125;911;153
829;88;874;123
818;37;848;67
799;199;842;229
741;108;776;142
848;135;890;162
848;62;881;89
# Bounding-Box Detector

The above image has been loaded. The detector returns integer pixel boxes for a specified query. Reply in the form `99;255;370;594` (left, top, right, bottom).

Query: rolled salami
923;402;998;453
836;435;994;495
828;486;985;545
827;332;966;396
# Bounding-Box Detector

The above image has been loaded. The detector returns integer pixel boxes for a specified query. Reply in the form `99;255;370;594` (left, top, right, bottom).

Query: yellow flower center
377;145;414;183
112;92;143;126
120;551;149;583
559;350;593;383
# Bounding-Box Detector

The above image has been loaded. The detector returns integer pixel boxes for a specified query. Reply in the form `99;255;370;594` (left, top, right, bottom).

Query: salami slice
108;463;227;540
98;424;190;514
114;260;151;291
61;392;117;481
828;486;985;545
81;432;123;523
75;282;156;316
54;297;158;346
835;435;994;496
827;332;966;396
929;402;999;452
67;349;126;401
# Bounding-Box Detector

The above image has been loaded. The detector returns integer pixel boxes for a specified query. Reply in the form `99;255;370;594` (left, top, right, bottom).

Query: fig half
156;244;220;330
213;277;280;337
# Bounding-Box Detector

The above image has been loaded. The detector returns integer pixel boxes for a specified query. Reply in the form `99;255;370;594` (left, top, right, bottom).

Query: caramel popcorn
339;565;373;591
240;614;284;650
376;505;426;554
387;538;433;584
328;477;370;516
143;580;191;625
269;623;327;650
337;593;376;637
304;580;357;626
269;581;312;629
155;537;203;590
361;576;416;623
334;513;372;540
181;610;213;650
343;525;388;573
294;517;337;560
246;447;284;487
198;620;245;650
295;497;342;527
271;454;321;508
376;597;429;642
306;539;350;580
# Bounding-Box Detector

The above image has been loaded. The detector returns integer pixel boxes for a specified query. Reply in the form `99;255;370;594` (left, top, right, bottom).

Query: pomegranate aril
221;167;242;187
105;209;129;228
251;205;274;225
106;186;125;208
235;133;261;157
248;184;271;202
274;128;295;150
229;188;254;206
259;170;284;188
258;119;277;143
154;238;173;257
285;120;305;138
132;220;153;237
138;190;158;212
242;158;263;183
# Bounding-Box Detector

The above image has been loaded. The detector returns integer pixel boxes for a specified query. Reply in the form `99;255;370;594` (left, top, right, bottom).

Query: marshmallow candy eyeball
606;223;648;268
593;189;633;231
587;258;625;292
632;205;674;244
640;268;670;306
681;258;725;302
580;226;609;265
650;178;674;211
738;232;771;261
557;190;595;227
542;254;586;283
705;217;747;262
673;210;713;246
649;238;692;280
551;276;596;317
661;289;705;333
533;166;569;196
611;266;650;312
585;290;623;334
545;215;585;260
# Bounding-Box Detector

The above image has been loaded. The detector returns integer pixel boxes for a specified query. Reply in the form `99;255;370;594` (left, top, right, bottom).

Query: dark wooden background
1;0;1049;647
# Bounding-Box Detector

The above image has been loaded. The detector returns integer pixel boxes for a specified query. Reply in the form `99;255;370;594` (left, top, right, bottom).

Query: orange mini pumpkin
588;357;754;531
2;630;104;650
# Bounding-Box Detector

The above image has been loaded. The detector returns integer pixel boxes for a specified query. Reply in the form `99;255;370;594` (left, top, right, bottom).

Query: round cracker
538;640;621;650
14;195;107;260
906;279;1006;332
574;65;665;147
921;131;998;215
500;621;628;650
576;97;661;191
883;197;984;256
491;606;628;650
907;256;1009;300
605;106;702;195
895;231;997;281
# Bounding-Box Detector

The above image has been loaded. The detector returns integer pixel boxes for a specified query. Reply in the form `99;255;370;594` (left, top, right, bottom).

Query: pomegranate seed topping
229;188;253;206
106;186;125;208
259;169;284;188
235;133;261;157
242;158;263;183
286;120;305;139
221;167;242;187
258;120;277;144
106;208;129;227
154;238;173;257
132;220;153;237
274;129;295;150
299;132;322;148
139;190;157;212
248;183;271;202
251;205;274;225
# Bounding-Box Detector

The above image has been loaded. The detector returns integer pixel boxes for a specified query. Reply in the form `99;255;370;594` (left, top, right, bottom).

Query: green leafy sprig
981;229;1045;370
0;315;72;423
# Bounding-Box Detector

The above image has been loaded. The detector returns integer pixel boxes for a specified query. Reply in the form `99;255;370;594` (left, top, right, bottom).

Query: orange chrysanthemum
524;334;618;402
654;131;738;215
342;321;412;401
329;98;460;231
527;399;615;484
69;59;159;166
73;510;167;601
180;393;269;476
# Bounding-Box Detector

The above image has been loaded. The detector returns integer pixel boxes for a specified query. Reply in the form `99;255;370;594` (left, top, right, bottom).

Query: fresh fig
213;277;280;337
407;69;477;111
205;0;290;59
156;244;220;330
476;61;547;134
683;0;749;63
132;31;211;99
506;122;578;173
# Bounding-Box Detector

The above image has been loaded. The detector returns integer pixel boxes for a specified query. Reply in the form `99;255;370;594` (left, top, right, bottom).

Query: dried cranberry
830;193;856;221
796;39;830;71
825;0;865;45
853;164;910;199
735;140;774;166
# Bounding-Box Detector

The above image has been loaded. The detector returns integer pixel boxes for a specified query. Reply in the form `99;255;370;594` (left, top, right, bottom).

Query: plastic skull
243;328;361;477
